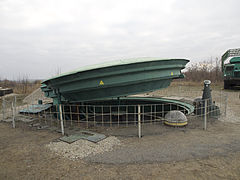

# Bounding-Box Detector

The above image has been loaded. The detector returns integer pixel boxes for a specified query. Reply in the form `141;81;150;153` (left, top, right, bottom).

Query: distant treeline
0;58;223;95
0;78;41;94
183;58;223;83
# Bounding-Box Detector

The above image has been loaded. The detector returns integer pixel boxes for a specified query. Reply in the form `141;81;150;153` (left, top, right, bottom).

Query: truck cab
222;49;240;89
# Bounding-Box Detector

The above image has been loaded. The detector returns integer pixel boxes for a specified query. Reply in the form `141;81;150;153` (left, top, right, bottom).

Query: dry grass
0;79;41;95
172;80;223;90
184;59;223;83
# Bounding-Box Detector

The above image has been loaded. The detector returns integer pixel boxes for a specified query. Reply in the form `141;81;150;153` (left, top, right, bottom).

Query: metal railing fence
0;88;229;137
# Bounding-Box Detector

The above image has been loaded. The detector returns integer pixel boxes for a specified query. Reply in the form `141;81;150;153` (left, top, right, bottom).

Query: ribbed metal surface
41;58;189;104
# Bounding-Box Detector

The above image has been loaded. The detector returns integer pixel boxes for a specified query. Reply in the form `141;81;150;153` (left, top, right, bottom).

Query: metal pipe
59;104;64;135
138;105;141;138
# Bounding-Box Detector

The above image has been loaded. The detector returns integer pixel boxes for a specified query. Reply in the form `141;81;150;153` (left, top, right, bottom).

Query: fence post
138;105;142;138
204;99;207;130
12;101;15;128
59;104;64;135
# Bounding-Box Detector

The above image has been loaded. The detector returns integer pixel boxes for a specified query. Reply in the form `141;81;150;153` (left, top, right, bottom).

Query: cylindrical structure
202;80;212;105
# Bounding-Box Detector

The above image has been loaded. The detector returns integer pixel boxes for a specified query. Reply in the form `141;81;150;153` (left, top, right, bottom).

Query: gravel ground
86;121;240;164
1;83;240;179
44;116;240;165
1;121;240;179
46;136;121;160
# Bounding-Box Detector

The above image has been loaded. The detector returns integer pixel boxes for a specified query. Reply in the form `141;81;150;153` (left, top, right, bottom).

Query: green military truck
221;48;240;89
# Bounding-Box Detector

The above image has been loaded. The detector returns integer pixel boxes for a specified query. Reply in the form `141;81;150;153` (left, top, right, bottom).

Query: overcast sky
0;0;240;80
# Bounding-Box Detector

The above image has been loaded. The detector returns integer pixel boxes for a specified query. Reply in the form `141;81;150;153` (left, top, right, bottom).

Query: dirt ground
1;83;240;180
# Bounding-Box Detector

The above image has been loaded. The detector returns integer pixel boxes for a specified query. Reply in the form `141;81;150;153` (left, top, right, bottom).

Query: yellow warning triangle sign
99;80;104;85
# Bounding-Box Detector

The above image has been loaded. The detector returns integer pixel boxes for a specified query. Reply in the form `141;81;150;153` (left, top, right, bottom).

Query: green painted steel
221;48;240;89
43;57;187;82
230;57;240;64
84;96;194;115
60;97;194;124
41;58;189;104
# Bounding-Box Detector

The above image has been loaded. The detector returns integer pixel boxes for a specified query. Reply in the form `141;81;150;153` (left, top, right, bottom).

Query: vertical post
138;105;141;138
59;104;64;135
12;101;15;128
2;97;5;121
204;99;207;130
